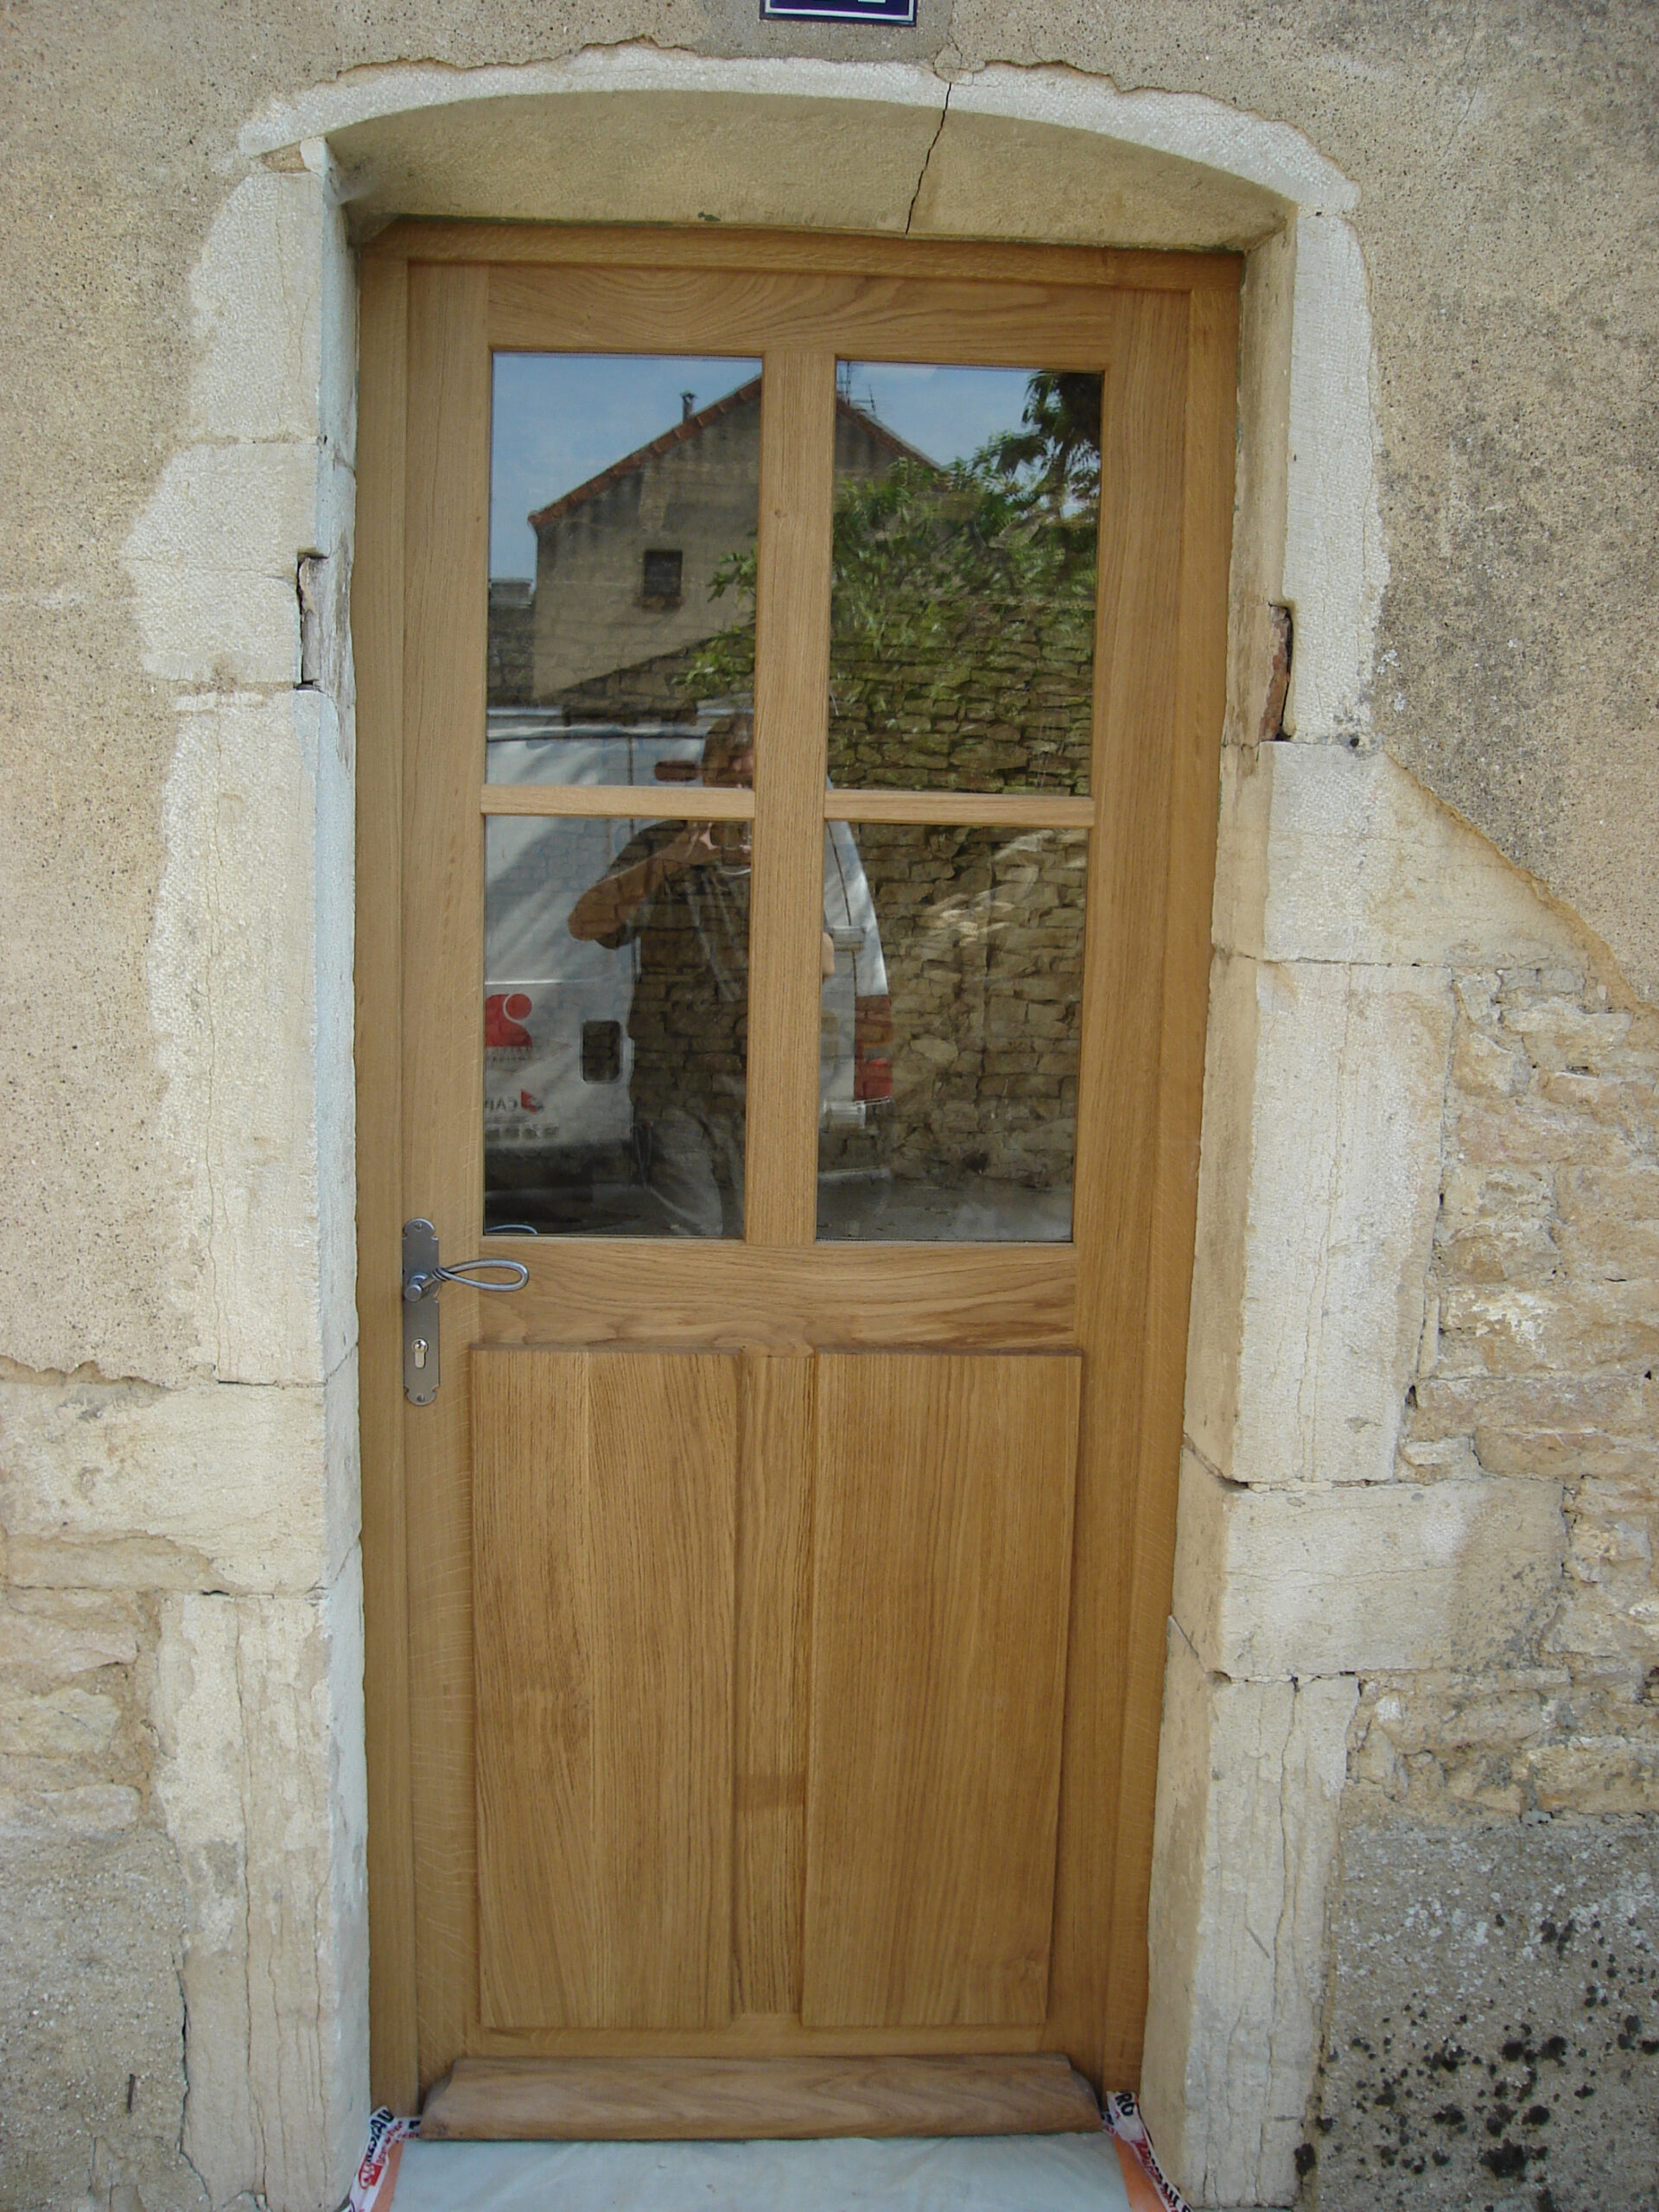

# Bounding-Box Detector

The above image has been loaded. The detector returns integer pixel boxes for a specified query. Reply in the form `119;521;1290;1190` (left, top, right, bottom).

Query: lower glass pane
817;823;1084;1243
485;814;748;1236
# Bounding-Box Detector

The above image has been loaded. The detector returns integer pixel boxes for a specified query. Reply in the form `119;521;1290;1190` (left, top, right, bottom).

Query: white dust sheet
389;2131;1134;2212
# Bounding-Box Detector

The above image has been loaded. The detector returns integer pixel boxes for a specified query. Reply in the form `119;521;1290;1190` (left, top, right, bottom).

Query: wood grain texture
1044;289;1204;2090
1097;281;1238;2088
804;1352;1082;2030
419;2052;1102;2140
482;784;754;820
825;790;1096;827
734;1352;815;2018
474;1349;739;2031
401;260;493;2088
743;347;836;1247
490;264;1136;368
474;1243;1076;1351
354;249;417;2113
379;217;1239;292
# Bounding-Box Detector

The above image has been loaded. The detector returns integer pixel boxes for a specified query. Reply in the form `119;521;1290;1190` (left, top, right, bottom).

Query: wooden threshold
419;2053;1103;2141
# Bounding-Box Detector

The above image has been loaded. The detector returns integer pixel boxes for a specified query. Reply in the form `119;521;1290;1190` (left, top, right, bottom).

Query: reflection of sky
490;353;1042;580
491;354;760;579
838;362;1035;470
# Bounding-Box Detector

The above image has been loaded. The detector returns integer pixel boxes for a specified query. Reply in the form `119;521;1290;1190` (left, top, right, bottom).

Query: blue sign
762;0;917;21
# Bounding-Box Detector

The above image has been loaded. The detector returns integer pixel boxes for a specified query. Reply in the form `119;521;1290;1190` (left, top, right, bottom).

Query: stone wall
1142;739;1659;2209
0;155;368;2212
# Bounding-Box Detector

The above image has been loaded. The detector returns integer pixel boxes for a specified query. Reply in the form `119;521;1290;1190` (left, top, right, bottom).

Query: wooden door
356;225;1238;2116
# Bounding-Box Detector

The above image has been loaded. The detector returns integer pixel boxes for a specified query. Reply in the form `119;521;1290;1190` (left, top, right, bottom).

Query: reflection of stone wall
827;614;1095;797
828;823;1086;1190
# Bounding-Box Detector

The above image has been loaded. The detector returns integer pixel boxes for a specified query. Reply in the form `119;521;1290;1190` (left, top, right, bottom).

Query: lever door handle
401;1219;527;1405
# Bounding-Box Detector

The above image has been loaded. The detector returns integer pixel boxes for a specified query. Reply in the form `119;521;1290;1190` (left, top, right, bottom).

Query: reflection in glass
484;809;750;1237
827;363;1102;796
486;353;763;783
817;823;1085;1243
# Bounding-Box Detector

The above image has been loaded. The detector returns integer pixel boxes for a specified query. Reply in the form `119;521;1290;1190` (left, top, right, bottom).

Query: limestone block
0;1817;201;2212
1437;1277;1659;1377
0;1590;140;1675
151;1561;367;2212
189;171;331;447
1173;1452;1567;1679
124;566;299;687
325;80;944;235
149;690;346;1384
123;443;319;685
1186;955;1453;1487
1281;215;1387;745
1214;743;1580;968
0;1370;354;1596
1141;1622;1357;2209
124;444;353;687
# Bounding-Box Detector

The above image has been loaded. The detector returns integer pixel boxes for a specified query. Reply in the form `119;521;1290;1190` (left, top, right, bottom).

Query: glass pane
817;823;1084;1243
485;813;749;1237
487;353;763;786
828;364;1101;795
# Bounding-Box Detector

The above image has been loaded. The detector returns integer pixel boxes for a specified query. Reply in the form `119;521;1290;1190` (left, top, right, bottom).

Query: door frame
354;220;1239;2112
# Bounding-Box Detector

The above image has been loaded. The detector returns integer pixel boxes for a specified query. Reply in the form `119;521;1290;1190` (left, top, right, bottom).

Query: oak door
356;226;1238;2108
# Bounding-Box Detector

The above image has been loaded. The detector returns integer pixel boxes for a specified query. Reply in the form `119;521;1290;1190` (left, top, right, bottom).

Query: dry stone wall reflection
820;822;1085;1210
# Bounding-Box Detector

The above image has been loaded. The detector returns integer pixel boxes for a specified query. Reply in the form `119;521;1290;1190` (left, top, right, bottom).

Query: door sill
419;2053;1102;2140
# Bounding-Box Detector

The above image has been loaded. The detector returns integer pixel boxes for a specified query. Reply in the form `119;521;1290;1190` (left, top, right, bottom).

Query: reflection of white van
484;707;889;1190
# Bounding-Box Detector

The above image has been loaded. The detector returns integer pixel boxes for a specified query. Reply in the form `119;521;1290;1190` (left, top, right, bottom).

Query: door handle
402;1218;528;1406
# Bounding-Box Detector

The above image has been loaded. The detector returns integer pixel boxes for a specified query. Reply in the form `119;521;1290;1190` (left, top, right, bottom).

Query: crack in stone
905;83;950;236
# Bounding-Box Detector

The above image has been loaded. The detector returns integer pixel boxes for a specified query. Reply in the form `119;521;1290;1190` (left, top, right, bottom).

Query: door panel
474;1348;739;2031
803;1351;1082;2029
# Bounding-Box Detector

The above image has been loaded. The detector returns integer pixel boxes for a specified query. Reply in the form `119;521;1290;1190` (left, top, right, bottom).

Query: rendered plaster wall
0;10;1655;2212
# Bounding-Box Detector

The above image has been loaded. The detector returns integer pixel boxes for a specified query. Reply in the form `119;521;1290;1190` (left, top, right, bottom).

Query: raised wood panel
382;217;1242;293
473;1348;739;2031
474;1242;1077;1351
803;1352;1082;2030
489;264;1139;368
420;2051;1101;2140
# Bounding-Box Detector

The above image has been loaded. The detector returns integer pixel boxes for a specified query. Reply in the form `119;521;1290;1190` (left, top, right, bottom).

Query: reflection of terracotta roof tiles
526;379;930;531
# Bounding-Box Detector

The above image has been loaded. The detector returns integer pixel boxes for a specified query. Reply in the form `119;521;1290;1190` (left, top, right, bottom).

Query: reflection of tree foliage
681;370;1101;711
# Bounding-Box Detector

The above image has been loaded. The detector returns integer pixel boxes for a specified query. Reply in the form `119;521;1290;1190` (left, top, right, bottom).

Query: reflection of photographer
568;721;753;1236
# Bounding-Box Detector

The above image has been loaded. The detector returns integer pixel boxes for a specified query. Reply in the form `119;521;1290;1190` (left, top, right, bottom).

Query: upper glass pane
828;364;1102;796
487;353;762;786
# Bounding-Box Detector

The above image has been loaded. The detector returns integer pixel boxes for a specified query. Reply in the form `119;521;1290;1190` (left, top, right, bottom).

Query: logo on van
486;991;533;1049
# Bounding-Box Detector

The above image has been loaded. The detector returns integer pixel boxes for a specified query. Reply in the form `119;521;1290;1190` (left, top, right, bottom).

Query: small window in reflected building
581;1019;623;1084
640;548;683;608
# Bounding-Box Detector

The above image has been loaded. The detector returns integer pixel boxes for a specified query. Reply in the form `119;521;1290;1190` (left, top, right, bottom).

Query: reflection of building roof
526;378;931;531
